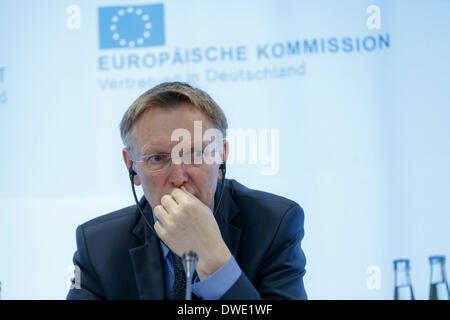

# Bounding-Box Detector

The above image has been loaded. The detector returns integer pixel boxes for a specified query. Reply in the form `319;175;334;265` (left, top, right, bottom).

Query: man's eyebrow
142;142;213;155
141;147;169;155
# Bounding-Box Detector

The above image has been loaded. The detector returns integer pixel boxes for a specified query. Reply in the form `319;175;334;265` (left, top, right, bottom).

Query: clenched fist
153;186;232;280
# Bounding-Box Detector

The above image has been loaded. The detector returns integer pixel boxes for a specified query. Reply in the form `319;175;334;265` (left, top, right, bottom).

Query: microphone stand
182;250;199;300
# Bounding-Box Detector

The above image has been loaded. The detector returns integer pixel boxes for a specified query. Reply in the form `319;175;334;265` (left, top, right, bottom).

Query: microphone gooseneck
182;250;199;300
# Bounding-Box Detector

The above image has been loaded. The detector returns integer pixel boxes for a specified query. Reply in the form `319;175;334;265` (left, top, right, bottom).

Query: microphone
182;250;199;300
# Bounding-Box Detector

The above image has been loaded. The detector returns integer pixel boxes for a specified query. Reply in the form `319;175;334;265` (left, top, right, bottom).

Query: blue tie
169;251;186;300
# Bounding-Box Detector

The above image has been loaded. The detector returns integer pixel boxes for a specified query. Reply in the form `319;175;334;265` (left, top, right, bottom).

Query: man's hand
154;187;232;280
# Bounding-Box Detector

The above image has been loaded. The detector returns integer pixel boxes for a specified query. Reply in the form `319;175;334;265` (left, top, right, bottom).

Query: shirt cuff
192;256;242;300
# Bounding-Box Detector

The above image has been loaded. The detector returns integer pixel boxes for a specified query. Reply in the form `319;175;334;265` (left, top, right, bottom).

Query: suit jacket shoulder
68;204;145;299
226;179;304;230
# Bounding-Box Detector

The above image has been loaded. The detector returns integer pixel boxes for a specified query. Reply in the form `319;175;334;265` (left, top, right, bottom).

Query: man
67;82;307;300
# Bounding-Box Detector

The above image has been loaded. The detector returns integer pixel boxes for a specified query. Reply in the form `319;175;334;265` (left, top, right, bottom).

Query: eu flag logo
98;4;165;49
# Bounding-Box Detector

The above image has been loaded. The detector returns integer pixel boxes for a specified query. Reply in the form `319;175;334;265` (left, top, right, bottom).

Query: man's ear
218;140;229;180
222;140;229;163
122;147;141;186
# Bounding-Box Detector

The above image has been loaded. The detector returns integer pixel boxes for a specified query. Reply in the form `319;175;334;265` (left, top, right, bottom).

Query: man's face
124;103;226;210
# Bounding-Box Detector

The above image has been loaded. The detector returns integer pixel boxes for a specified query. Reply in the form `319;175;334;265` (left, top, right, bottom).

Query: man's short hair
120;82;228;152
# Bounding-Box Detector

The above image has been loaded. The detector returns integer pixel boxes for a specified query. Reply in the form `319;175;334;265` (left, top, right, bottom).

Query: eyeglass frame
131;143;225;173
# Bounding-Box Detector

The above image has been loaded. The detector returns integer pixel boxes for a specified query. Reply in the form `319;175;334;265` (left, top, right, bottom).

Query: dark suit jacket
66;179;307;299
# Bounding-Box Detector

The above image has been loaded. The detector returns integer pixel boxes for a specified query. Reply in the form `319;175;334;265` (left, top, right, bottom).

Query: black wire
130;171;157;235
213;163;226;218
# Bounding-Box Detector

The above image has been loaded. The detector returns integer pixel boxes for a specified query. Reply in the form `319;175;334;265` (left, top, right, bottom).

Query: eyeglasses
133;149;220;173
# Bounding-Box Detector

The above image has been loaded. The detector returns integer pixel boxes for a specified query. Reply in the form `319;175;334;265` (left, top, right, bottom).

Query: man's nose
168;163;189;187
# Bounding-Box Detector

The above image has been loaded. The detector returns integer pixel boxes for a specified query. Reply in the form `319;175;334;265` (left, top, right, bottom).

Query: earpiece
219;162;226;176
128;166;136;181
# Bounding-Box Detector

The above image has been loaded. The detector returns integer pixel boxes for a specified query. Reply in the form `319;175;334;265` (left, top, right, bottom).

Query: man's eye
149;155;162;162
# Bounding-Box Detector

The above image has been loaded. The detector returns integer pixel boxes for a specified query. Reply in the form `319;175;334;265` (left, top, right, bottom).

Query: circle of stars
109;6;152;48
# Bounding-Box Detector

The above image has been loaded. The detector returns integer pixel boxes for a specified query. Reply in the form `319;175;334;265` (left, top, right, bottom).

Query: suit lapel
129;198;166;300
214;180;242;257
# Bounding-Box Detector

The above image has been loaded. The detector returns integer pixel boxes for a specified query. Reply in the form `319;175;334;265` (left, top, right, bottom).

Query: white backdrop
0;0;449;299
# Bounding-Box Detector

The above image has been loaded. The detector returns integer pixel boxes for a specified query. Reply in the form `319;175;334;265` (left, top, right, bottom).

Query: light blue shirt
152;199;242;300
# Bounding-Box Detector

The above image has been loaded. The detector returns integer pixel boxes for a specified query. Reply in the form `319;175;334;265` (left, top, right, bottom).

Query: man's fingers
181;186;196;199
161;194;178;213
154;220;163;237
154;205;168;226
171;187;192;204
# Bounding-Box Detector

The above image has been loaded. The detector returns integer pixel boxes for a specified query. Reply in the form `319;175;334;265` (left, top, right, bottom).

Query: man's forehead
131;104;217;153
134;127;214;152
135;105;214;132
139;138;208;153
